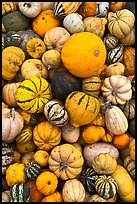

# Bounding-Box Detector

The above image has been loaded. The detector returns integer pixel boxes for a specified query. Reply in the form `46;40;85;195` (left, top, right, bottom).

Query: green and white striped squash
16;76;51;114
119;99;135;120
10;183;30;202
124;156;135;179
25;161;42;179
107;44;124;65
103;34;118;50
15;125;33;144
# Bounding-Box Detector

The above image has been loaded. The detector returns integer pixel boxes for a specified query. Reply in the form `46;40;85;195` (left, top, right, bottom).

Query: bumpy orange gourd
78;2;97;18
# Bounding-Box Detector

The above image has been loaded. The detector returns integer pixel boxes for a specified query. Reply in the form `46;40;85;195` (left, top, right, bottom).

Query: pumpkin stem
47;65;53;70
100;101;112;114
10;108;15;120
60;162;68;171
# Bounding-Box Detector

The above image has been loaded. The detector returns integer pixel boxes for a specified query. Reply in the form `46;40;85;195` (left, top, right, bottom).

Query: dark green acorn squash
4;31;22;47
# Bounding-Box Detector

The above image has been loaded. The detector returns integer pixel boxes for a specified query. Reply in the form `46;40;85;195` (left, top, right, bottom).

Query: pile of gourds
2;2;135;202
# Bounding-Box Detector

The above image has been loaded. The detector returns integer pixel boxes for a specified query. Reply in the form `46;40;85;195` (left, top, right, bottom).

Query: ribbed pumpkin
124;156;135;179
33;121;61;151
95;175;118;199
10;183;30;202
53;2;82;18
18;2;41;18
61;32;107;78
15;125;33;144
25;161;42;179
16;76;51;114
65;91;100;127
34;150;49;167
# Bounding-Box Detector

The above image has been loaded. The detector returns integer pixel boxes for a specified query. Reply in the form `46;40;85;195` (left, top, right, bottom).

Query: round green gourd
25;161;42;179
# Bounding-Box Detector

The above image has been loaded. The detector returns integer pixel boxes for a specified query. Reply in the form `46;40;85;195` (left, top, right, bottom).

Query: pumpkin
21;152;35;165
2;190;11;202
124;156;135;179
2;108;24;143
101;75;132;105
41;2;54;11
6;163;27;187
36;171;58;195
80;167;99;194
13;150;21;163
4;31;21;47
44;27;70;52
2;142;14;175
2;46;25;80
128;118;135;137
2;11;30;32
33;121;61;151
120;27;135;46
78;2;97;18
25;161;42;179
90;113;105;127
26;38;46;59
129;139;135;161
34;150;49;167
61;32;107;78
94;2;109;17
102;132;114;143
95;175;118;199
21;59;48;79
19;2;41;18
109;2;126;12
16;76;51;114
111;165;135;202
92;153;117;174
105;62;125;77
123;46;135;76
107;44;124;65
65;91;100;127
82;125;105;144
41;191;63;202
32;10;60;38
108;9;135;39
2;2;18;15
82;75;102;97
119;99;135;120
42;50;61;70
61;122;80;143
48;144;84;180
103;34;118;50
62;179;85;202
63;13;85;34
53;2;82;18
16;140;36;154
15;125;33;144
83;17;107;38
105;104;128;135
10;183;30;202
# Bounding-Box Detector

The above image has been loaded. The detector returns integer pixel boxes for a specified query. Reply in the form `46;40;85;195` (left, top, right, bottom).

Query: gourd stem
10;108;15;120
47;65;52;70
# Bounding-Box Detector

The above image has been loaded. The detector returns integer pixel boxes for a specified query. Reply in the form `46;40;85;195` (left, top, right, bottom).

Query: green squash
4;31;22;47
25;161;42;179
10;183;30;202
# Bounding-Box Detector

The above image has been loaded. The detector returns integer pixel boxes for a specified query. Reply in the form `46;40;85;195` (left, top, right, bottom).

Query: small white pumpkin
63;13;85;34
19;2;41;18
94;2;109;17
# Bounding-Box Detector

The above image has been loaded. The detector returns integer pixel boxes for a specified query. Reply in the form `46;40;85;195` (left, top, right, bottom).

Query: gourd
129;139;135;161
41;2;54;11
15;125;33;144
2;108;24;143
53;2;82;18
48;144;84;180
108;9;135;39
2;2;18;16
26;38;46;58
16;140;36;154
61;32;107;78
42;50;61;70
33;121;61;151
10;183;30;202
106;44;124;65
2;142;14;175
16;76;51;114
124;156;135;179
2;46;25;80
41;191;63;202
13;150;21;163
21;59;48;79
78;2;97;18
21;152;35;165
120;27;135;46
62;179;85;202
36;171;58;195
109;2;126;12
65;91;100;127
123;46;135;76
91;113;105;127
102;132;114;143
32;10;60;38
19;2;41;18
2;190;11;202
101;75;132;105
25;161;42;179
119;99;135;120
105;62;125;77
103;34;118;50
94;2;109;17
113;134;130;149
6;163;27;187
111;165;135;202
89;194;110;202
4;31;21;47
44;27;70;52
34;150;49;167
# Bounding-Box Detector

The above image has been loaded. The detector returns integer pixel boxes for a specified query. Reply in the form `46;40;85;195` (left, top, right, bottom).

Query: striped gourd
80;167;99;194
82;75;102;97
44;100;68;127
107;44;124;65
65;91;100;127
16;76;51;114
10;183;30;202
53;2;82;18
25;161;42;179
103;35;118;50
119;99;135;120
124;156;135;179
15;125;33;144
95;175;118;199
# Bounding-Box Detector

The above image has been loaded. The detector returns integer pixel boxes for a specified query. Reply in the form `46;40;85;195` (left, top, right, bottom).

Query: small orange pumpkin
113;134;130;149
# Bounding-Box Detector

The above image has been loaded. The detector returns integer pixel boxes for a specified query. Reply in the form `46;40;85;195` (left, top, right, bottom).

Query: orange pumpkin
78;2;97;18
113;134;130;149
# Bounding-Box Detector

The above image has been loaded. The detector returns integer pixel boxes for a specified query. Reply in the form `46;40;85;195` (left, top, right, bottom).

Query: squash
25;161;42;179
65;91;100;127
2;2;18;16
15;125;33;144
124;156;135;179
41;2;54;11
129;139;135;161
90;113;105;127
41;191;63;202
109;2;126;12
2;190;11;202
21;59;48;79
78;2;97;18
101;75;132;105
103;34;118;50
95;175;118;199
33;121;61;151
119;99;135;120
36;171;58;195
10;183;30;202
106;44;124;65
32;10;60;38
16;76;51;114
61;32;107;78
2;46;25;80
123;46;135;76
105;62;125;77
94;2;109;17
44;27;70;52
13;150;21;163
111;165;135;202
6;163;27;187
4;31;21;47
108;9;135;39
26;38;46;59
62;179;85;202
19;2;41;18
120;27;135;46
34;150;49;167
16;140;36;154
83;142;119;167
128;118;135;137
53;2;82;18
42;50;61;70
2;108;24;143
2;11;30;32
102;132;114;143
21;152;35;165
48;144;84;180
